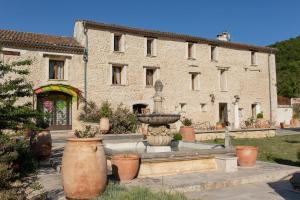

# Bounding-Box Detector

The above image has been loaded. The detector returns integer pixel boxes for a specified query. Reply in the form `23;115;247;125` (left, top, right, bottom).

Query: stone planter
100;117;110;134
179;126;195;142
61;138;107;199
111;154;140;181
235;146;258;167
30;129;52;160
147;135;172;146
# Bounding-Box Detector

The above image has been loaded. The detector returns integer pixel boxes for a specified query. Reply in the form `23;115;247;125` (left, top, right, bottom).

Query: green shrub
79;101;101;123
257;112;264;119
74;125;98;138
109;104;138;134
99;101;113;118
173;133;182;141
182;118;192;126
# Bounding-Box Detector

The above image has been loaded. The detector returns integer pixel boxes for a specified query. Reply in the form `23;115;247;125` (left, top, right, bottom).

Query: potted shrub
171;133;182;148
235;146;258;167
30;113;52;160
179;118;195;142
256;112;264;128
216;121;224;130
111;154;140;181
99;101;112;134
61;125;107;199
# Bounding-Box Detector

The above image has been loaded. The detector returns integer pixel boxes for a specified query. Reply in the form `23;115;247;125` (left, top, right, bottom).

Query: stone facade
0;20;278;130
74;21;277;129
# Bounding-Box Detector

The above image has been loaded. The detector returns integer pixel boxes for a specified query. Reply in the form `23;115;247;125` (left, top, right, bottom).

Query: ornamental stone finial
154;80;163;93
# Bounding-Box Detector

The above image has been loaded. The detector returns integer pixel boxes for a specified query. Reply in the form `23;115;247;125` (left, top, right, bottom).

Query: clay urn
111;154;140;181
61;138;107;199
235;146;258;167
100;117;110;134
179;126;195;142
30;129;52;160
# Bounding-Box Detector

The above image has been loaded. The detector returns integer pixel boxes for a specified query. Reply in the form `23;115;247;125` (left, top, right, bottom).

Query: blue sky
0;0;299;46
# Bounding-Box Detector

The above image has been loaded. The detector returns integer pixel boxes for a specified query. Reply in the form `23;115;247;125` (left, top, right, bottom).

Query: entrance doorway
219;103;228;123
37;92;72;130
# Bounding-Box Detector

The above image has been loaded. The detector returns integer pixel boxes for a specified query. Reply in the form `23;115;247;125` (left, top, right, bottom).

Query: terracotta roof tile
0;29;84;54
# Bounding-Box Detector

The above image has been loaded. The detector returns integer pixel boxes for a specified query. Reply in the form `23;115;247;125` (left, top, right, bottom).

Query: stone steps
123;161;300;193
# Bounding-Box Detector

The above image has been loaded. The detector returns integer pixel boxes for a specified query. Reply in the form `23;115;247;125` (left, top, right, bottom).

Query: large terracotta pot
111;154;140;181
179;126;195;142
30;129;52;160
147;135;172;146
236;146;258;167
61;138;107;199
100;117;110;134
216;123;224;130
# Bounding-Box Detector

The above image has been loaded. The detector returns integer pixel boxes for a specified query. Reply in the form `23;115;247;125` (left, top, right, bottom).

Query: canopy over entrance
34;84;82;102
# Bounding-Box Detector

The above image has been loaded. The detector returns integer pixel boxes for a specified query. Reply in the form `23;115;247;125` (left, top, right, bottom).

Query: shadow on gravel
268;178;300;200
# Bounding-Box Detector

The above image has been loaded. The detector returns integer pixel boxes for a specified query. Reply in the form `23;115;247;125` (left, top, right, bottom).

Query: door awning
34;84;82;102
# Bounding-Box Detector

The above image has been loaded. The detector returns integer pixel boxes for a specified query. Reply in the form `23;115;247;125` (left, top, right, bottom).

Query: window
200;103;207;112
211;46;217;61
180;103;187;112
49;60;64;80
191;74;196;90
251;51;257;65
190;72;200;90
147;38;153;56
188;43;195;59
146;68;154;86
114;34;122;52
112;65;123;85
219;69;228;91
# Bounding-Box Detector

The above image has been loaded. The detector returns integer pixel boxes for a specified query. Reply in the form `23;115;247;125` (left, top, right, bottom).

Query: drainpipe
83;22;88;113
268;53;277;125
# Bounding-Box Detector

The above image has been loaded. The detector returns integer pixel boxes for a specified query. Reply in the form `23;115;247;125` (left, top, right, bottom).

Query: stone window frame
111;33;125;53
189;72;201;91
44;53;71;81
143;66;160;88
251;51;258;66
211;45;218;62
145;37;157;57
109;62;128;86
187;42;196;60
217;66;230;92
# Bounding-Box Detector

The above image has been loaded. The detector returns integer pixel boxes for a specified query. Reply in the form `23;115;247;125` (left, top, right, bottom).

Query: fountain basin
136;114;180;125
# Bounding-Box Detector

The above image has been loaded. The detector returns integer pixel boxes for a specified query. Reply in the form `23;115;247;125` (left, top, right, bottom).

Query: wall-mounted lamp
234;95;240;102
210;94;215;103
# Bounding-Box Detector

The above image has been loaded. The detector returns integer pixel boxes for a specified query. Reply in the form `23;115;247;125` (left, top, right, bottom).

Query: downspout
268;52;276;124
83;22;88;113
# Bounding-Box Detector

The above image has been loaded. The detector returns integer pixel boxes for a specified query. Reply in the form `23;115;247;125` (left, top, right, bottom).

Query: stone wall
195;128;277;141
0;47;85;129
74;21;277;127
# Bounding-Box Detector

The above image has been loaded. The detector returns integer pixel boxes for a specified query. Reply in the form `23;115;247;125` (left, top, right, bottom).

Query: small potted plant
179;118;195;142
256;112;264;128
235;146;258;167
61;125;107;199
99;101;112;134
216;121;224;130
30;113;52;160
171;133;182;148
111;153;140;181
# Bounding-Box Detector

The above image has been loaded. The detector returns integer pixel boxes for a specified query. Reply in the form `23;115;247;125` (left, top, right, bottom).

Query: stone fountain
137;80;180;152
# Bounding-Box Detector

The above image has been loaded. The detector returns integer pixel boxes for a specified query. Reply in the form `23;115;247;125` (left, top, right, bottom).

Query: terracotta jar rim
180;126;193;128
235;146;257;150
112;154;140;160
67;137;103;142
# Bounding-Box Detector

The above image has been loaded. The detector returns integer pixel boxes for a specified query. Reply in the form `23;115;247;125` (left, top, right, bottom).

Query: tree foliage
270;36;300;97
0;60;40;131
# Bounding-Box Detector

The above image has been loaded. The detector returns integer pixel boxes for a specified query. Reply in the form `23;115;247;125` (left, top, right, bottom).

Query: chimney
217;32;230;41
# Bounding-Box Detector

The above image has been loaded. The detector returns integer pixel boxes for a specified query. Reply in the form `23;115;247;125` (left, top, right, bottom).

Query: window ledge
251;64;258;66
146;54;156;58
220;90;228;92
145;85;154;88
211;59;218;63
113;51;125;54
48;79;66;81
187;57;196;60
111;84;126;87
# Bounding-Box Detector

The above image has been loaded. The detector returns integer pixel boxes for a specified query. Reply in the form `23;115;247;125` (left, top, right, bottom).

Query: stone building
0;20;277;130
